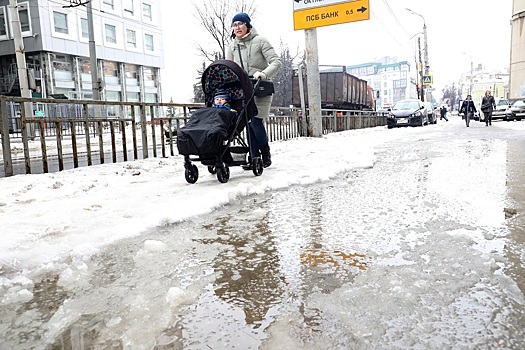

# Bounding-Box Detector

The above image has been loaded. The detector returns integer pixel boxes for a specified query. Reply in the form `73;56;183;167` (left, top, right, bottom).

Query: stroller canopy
201;60;254;108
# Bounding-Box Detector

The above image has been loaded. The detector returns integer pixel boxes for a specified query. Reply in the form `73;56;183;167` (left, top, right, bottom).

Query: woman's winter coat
226;28;281;79
481;95;496;112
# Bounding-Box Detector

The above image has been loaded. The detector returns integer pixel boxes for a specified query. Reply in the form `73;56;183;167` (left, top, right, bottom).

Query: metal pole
297;64;308;136
469;59;473;96
407;9;430;102
87;0;100;101
8;0;33;139
305;28;322;137
423;22;431;102
418;38;424;102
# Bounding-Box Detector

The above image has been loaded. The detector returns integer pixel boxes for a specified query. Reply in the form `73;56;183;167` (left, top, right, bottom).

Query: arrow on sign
357;6;367;13
294;0;300;2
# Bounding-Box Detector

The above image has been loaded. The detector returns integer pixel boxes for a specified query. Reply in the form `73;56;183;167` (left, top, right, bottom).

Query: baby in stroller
212;88;237;113
176;59;264;184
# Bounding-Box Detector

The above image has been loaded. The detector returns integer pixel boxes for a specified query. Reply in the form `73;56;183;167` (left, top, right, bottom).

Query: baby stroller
177;59;264;183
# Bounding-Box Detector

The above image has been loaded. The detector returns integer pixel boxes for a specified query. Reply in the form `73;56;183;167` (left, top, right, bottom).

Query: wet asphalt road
1;117;525;349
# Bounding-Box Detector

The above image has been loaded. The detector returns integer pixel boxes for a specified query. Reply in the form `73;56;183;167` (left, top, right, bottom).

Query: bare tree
193;0;257;62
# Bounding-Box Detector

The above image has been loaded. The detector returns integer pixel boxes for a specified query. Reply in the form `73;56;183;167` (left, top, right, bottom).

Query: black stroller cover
176;107;233;156
177;60;257;157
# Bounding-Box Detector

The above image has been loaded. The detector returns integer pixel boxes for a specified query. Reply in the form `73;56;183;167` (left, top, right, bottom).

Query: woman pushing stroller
226;12;281;168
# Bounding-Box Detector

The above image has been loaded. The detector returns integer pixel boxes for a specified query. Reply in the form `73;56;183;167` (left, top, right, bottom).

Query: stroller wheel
185;164;199;184
216;165;230;183
208;166;217;174
252;157;263;176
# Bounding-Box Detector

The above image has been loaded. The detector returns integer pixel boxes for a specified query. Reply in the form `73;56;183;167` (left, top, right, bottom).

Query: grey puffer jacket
226;28;281;79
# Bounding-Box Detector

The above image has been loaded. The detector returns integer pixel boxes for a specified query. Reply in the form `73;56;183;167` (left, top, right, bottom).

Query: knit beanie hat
214;89;230;101
232;12;252;28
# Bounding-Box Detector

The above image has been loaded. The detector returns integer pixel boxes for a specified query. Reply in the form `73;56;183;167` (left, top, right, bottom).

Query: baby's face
214;97;227;105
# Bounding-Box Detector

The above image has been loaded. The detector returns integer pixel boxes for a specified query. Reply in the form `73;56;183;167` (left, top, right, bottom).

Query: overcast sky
159;0;513;103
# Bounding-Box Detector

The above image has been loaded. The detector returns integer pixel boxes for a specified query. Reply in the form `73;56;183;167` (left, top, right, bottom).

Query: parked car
387;99;428;128
504;99;525;121
424;102;437;124
489;98;511;121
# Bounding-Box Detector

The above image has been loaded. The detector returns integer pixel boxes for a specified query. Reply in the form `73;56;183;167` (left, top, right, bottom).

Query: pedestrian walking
480;90;496;126
226;12;282;168
459;95;477;127
440;105;449;121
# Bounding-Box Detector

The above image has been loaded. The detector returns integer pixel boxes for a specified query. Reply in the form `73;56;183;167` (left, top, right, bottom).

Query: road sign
294;0;349;11
423;75;433;85
293;0;370;31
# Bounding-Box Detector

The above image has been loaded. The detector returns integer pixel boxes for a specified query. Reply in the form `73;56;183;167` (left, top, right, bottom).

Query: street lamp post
407;8;430;102
410;32;424;101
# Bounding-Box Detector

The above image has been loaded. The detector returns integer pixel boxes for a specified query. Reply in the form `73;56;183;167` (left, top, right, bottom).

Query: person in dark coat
480;90;496;126
459;95;477;127
440;105;449;121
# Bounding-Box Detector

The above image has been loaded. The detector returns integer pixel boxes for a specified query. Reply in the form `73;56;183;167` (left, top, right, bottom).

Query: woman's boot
261;145;271;168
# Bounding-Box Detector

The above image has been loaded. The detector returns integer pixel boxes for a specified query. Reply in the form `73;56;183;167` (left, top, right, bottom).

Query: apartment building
0;0;163;115
347;57;415;109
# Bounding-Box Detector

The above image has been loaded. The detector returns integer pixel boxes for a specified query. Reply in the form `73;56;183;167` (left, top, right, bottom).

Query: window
124;64;139;86
105;24;116;44
0;8;7;37
143;3;152;20
103;0;114;10
124;0;134;15
81;18;88;38
80;59;92;86
53;12;68;34
53;55;73;81
126;29;136;48
103;61;119;85
18;3;31;33
144;34;154;51
143;67;155;87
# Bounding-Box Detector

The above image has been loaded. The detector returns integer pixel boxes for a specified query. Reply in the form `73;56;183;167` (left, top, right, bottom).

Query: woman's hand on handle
253;71;266;80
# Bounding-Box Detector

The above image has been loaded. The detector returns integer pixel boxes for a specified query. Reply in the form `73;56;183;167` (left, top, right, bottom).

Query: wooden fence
0;96;386;177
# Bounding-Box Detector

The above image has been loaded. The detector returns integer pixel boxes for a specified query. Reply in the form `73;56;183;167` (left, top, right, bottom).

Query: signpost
293;0;370;31
293;0;370;136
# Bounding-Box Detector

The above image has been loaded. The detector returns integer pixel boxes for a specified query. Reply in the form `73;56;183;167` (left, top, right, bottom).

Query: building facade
510;0;525;99
457;64;509;109
346;57;415;110
0;0;163;116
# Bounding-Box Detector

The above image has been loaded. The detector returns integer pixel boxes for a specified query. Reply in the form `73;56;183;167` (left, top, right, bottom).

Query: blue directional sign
423;75;433;85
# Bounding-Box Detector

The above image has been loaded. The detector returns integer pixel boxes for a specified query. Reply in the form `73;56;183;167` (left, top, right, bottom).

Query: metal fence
0;96;386;177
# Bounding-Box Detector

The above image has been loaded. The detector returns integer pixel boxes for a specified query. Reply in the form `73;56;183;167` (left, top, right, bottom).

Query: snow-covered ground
1;117;525;349
1;118;524;279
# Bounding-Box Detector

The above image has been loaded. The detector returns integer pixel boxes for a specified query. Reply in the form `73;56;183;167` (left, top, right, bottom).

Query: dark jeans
248;117;268;157
483;110;492;124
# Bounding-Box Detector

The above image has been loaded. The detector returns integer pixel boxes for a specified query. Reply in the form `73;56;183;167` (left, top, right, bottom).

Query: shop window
53;55;73;81
143;67;155;87
103;61;119;85
125;64;138;86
